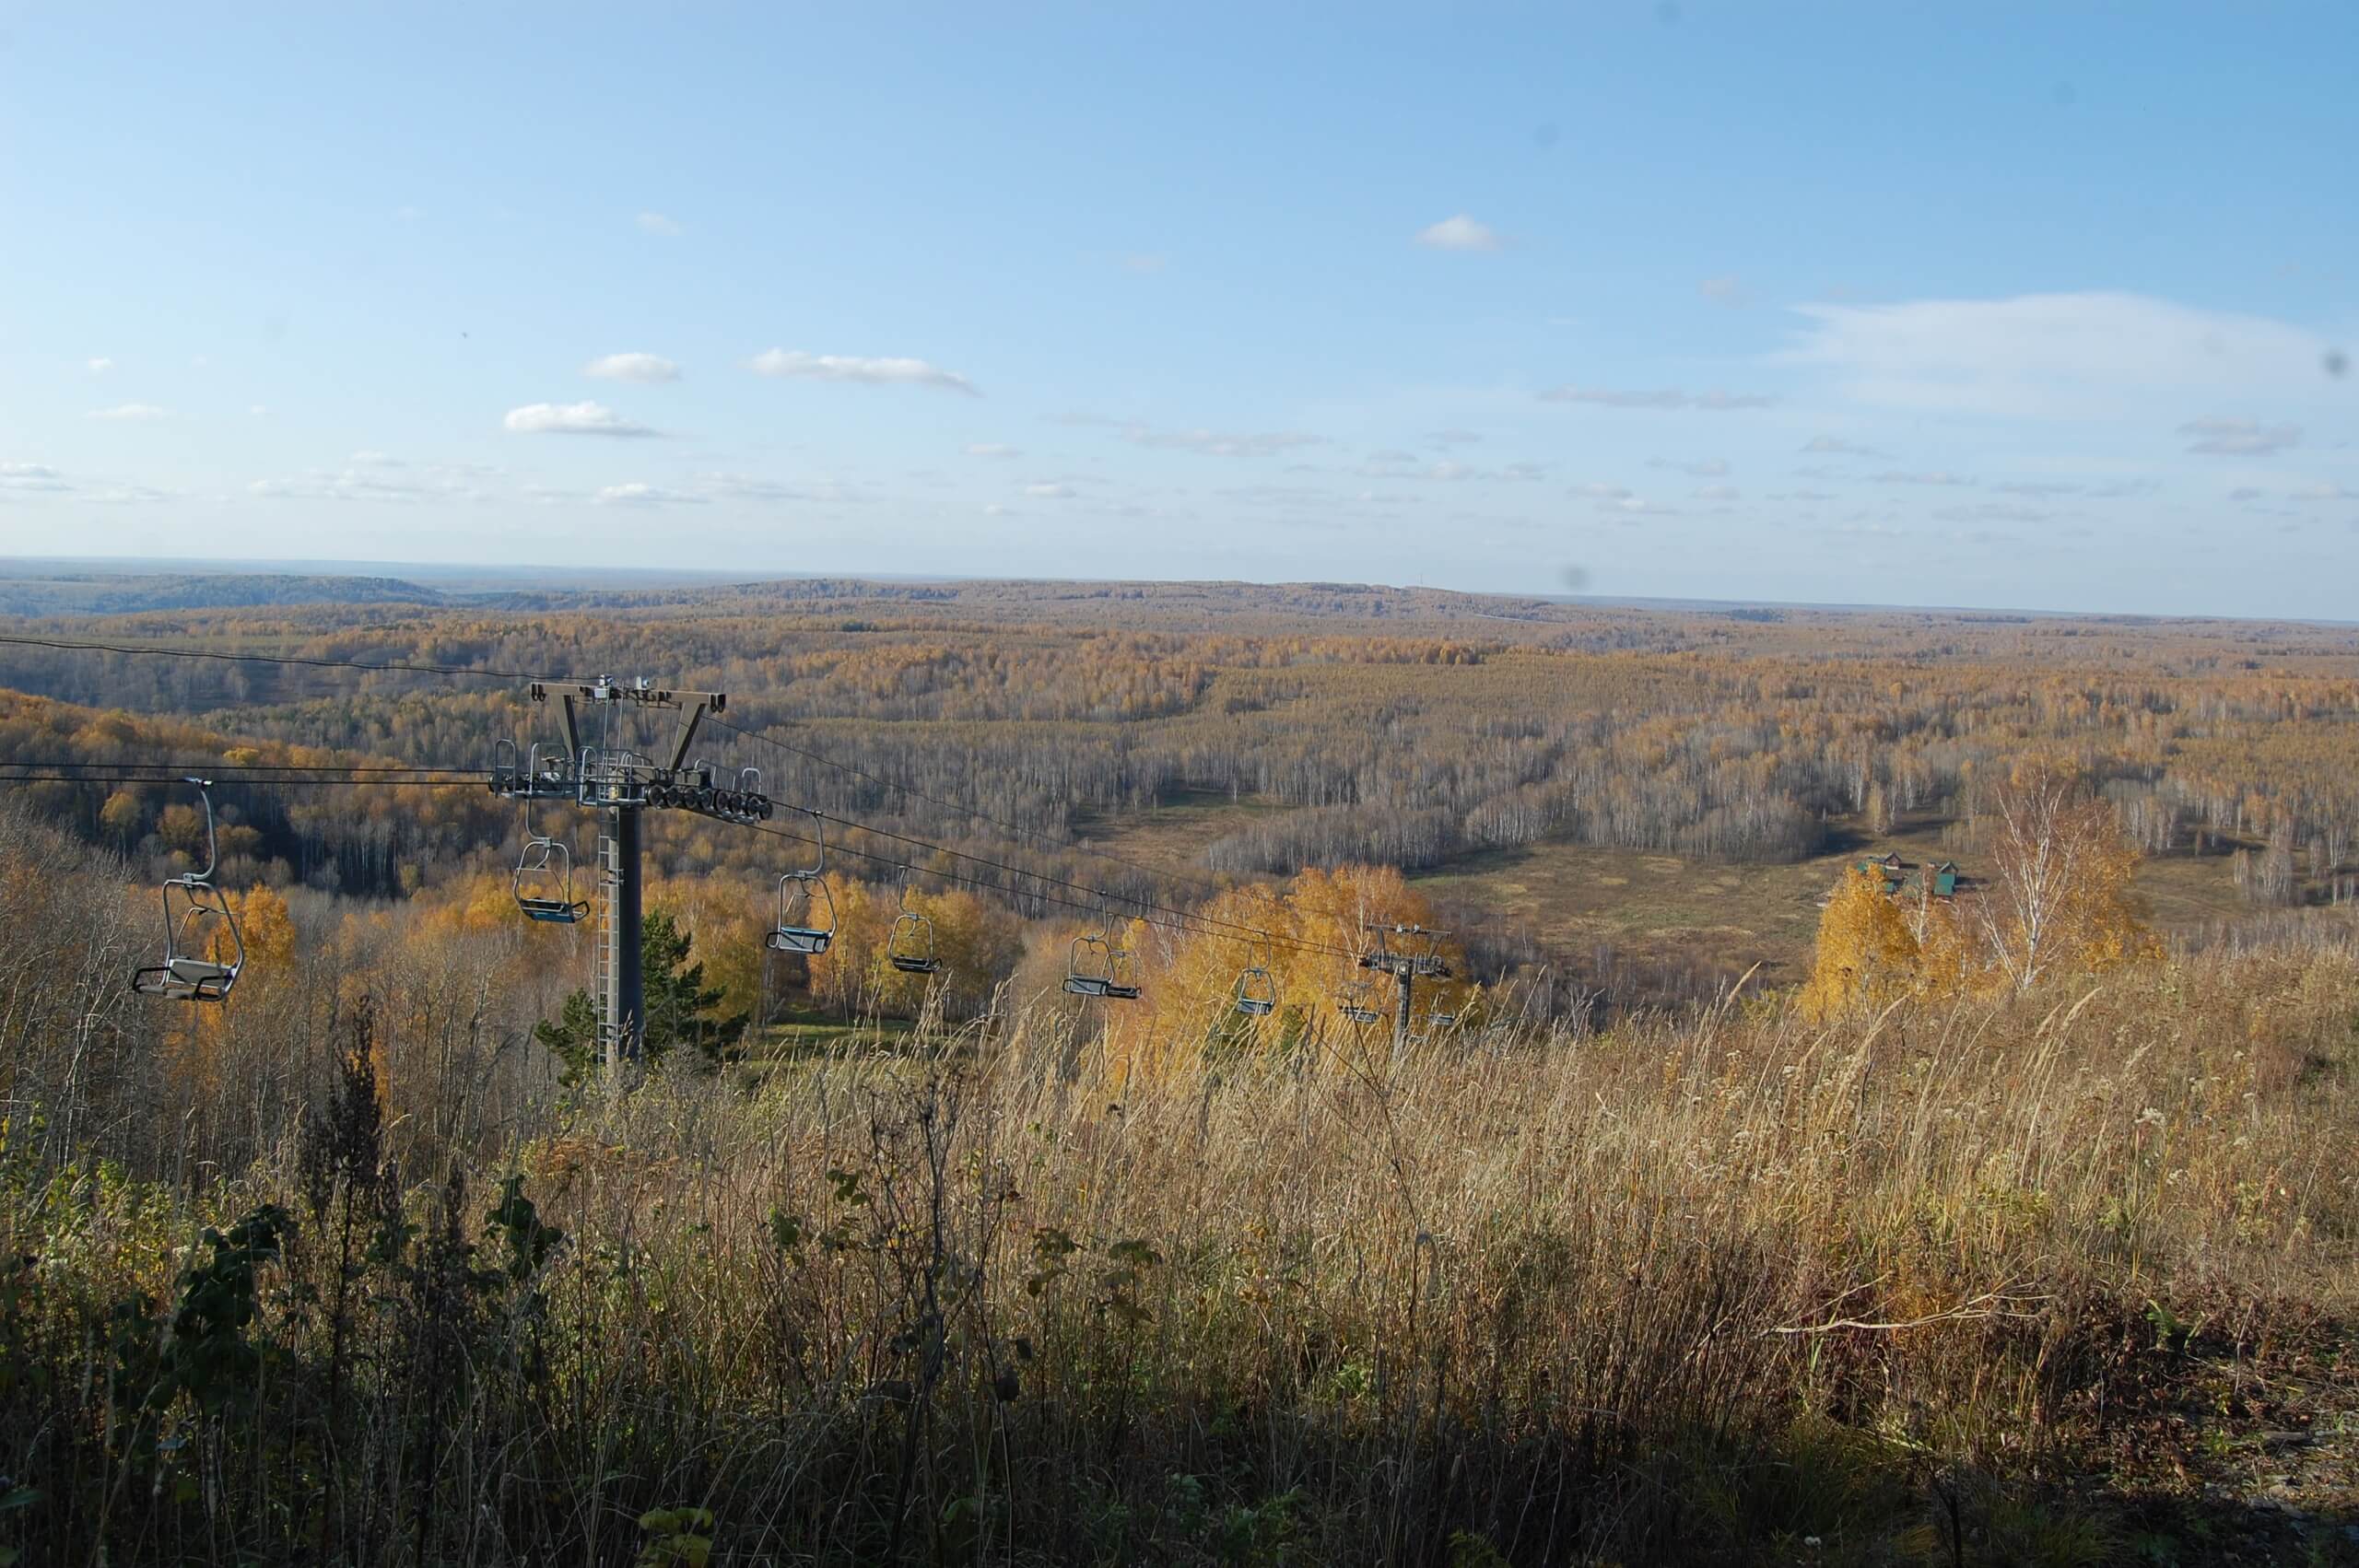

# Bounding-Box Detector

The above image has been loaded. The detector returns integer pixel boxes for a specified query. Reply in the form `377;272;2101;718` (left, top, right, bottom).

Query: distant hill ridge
0;573;446;617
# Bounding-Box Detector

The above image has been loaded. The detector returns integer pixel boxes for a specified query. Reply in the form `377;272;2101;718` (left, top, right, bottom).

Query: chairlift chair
765;808;836;955
1335;978;1383;1026
886;879;941;975
130;778;245;1002
1063;931;1141;1000
1231;935;1278;1018
513;836;591;924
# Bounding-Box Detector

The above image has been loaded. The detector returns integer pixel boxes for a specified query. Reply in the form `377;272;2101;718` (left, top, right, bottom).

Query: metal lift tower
1357;923;1452;1062
490;678;745;1078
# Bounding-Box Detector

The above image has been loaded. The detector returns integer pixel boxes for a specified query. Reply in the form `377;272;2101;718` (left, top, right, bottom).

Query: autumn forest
2;569;2356;1563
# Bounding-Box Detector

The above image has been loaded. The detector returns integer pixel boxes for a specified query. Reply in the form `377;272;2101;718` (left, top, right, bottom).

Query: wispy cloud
1024;482;1076;499
965;442;1022;459
1119;423;1322;458
1539;387;1775;411
1872;470;1974;486
1414;214;1501;252
503;401;658;437
1801;435;1886;457
1367;451;1542;482
1932;500;2054;524
86;403;172;421
249;461;491;503
87;357;114;375
1699;275;1748;307
750;349;979;395
636;211;682;236
1119;252;1166;274
1649;456;1731;477
1427;428;1483;449
595;482;707;507
1784;291;2330;416
0;462;70;494
584;352;681;383
1695;484;1740;501
2178;416;2300;456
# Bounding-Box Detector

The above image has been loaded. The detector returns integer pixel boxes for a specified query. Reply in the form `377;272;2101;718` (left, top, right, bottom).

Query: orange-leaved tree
1799;865;1922;1022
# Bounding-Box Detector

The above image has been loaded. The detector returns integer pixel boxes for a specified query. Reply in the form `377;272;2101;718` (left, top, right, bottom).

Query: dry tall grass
6;910;2354;1563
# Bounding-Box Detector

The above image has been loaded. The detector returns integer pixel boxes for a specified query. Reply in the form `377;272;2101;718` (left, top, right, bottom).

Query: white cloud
1120;423;1322;458
584;352;681;383
0;462;69;493
750;349;979;395
965;442;1022;459
636;211;682;236
503;401;657;437
248;461;490;503
1539;387;1775;410
86;403;171;421
1414;214;1501;252
2178;416;2300;456
1801;435;1885;457
1872;470;1974;486
249;404;270;416
1427;428;1483;448
1696;484;1740;501
2291;481;2358;502
1024;482;1076;499
982;503;1015;517
1784;291;2330;416
692;473;802;502
1575;483;1633;500
87;357;114;375
1933;500;2054;524
1364;450;1538;482
595;482;707;507
1699;275;1748;306
1649;456;1731;477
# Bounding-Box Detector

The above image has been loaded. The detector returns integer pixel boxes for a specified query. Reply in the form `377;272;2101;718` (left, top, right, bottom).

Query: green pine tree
534;908;748;1082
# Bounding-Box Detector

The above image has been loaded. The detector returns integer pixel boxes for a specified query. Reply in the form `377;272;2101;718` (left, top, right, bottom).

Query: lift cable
0;635;1311;941
0;634;1425;965
0;773;487;790
706;712;1246;901
0;765;1365;962
0;631;569;684
787;800;1309;955
733;813;1366;965
0;758;483;775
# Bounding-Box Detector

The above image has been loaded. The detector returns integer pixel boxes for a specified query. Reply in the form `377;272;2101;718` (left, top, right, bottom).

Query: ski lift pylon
130;778;245;1002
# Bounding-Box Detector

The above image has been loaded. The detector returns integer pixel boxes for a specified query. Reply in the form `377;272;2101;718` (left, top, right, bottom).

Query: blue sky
3;3;2353;616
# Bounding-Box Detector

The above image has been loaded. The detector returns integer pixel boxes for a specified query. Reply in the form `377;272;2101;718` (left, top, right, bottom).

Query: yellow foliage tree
1976;763;2158;992
1799;866;1921;1022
